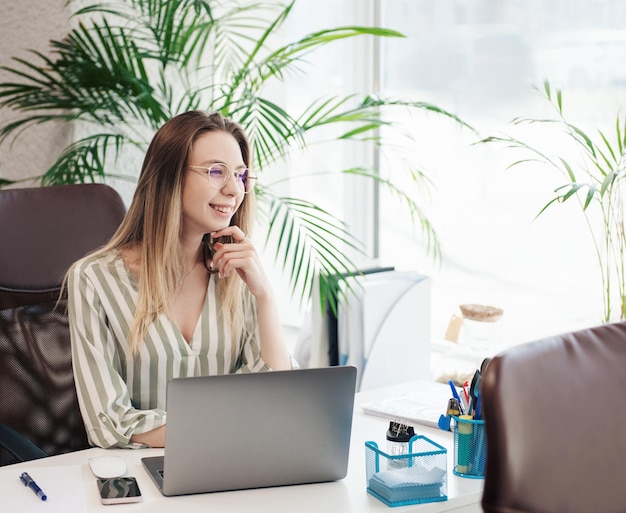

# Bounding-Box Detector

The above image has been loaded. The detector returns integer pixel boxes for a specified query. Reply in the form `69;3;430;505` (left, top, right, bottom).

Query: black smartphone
97;477;142;505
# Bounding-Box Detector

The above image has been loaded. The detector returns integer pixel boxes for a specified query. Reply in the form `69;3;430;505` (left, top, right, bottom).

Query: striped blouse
68;250;270;449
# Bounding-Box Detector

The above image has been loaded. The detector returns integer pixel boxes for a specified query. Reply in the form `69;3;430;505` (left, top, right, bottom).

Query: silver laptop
142;366;357;496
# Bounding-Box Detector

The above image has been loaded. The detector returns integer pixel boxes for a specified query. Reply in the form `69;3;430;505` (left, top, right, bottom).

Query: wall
0;1;72;186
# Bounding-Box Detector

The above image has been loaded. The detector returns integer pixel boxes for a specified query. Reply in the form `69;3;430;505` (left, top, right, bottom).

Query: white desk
3;383;483;512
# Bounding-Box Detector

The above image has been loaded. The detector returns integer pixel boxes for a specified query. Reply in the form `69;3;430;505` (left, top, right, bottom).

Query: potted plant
0;0;470;310
480;80;626;322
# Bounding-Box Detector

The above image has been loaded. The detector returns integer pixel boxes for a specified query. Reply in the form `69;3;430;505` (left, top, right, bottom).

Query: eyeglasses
188;163;257;194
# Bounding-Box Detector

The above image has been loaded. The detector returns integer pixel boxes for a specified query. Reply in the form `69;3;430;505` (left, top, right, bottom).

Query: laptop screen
143;366;357;496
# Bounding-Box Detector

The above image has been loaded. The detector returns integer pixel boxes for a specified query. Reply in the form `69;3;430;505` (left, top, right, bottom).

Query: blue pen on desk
20;472;47;501
448;380;465;414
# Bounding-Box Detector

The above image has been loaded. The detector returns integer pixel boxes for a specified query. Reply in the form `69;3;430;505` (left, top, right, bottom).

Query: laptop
142;365;357;496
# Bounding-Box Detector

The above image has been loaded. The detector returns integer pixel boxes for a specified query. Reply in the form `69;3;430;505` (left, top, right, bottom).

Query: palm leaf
261;193;364;309
342;167;441;258
229;97;302;169
483;80;626;321
42;133;131;185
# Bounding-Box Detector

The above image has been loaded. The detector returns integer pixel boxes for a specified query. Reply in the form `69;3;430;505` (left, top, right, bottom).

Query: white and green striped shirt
68;251;270;449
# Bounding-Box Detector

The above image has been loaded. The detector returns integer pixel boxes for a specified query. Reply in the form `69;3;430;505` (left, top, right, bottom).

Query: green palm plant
480;80;626;323
0;0;469;310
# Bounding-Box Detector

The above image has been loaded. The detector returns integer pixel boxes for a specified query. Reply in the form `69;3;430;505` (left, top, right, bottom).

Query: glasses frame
188;163;257;194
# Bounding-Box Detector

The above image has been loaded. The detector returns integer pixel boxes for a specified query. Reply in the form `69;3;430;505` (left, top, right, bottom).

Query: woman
68;111;293;449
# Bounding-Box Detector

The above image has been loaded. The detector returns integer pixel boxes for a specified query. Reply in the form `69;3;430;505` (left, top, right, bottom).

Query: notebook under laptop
141;365;357;496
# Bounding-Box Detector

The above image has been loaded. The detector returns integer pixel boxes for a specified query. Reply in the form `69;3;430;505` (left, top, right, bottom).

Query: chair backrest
0;184;126;464
481;321;626;513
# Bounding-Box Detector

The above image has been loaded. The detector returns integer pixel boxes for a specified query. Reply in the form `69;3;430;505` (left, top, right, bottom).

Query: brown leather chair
481;321;626;513
0;184;125;465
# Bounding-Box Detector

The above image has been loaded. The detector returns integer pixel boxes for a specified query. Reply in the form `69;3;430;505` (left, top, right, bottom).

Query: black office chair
0;184;126;465
481;321;626;513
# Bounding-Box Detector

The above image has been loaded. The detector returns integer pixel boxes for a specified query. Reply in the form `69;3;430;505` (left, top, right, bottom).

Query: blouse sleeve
68;259;166;449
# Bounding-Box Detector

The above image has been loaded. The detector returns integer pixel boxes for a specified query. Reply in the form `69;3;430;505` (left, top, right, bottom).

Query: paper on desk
361;380;451;428
0;465;87;512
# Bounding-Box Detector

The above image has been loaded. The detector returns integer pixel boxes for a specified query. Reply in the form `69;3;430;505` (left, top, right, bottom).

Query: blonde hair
93;111;255;352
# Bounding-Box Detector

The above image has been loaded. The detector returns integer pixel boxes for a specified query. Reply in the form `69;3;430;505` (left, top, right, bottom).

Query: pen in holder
452;415;486;479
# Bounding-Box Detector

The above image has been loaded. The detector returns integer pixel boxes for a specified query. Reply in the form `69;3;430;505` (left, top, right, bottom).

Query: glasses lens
207;164;228;188
243;172;256;194
236;169;248;190
204;164;254;194
233;168;253;194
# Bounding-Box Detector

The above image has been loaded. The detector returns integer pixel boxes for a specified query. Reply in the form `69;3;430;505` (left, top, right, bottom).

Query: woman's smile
210;203;235;215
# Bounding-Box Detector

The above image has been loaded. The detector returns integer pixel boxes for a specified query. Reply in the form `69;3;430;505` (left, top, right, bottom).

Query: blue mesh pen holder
365;435;448;507
452;415;486;479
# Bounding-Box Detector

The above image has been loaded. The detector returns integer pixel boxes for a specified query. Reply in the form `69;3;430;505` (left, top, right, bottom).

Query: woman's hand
130;425;166;448
210;227;270;299
211;226;292;370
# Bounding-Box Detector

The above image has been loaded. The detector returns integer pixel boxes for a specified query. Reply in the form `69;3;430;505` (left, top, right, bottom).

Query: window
378;0;626;348
277;0;626;353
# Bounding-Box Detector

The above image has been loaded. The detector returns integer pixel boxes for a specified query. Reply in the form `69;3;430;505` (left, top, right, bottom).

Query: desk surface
3;382;483;513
